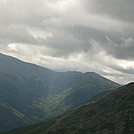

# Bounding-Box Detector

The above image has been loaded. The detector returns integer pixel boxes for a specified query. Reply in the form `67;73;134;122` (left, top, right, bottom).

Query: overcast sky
0;0;134;84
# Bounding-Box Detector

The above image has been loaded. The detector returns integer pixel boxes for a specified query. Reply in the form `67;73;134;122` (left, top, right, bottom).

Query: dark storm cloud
0;25;35;44
43;31;84;58
103;37;134;60
63;24;134;60
0;0;134;83
85;0;134;22
0;0;54;46
81;0;134;60
110;64;134;75
64;24;124;46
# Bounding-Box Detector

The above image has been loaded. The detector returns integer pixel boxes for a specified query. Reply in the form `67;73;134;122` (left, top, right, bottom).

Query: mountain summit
0;53;119;132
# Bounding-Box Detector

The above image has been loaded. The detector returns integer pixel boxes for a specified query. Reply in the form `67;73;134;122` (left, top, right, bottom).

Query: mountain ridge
3;82;133;134
0;53;120;132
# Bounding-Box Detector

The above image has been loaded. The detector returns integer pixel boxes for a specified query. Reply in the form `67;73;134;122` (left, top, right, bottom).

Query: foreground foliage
3;83;134;134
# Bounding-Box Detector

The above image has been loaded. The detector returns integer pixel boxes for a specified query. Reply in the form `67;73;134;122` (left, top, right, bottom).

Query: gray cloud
0;25;34;44
63;24;134;60
85;0;134;22
0;0;134;84
0;0;51;26
103;37;134;60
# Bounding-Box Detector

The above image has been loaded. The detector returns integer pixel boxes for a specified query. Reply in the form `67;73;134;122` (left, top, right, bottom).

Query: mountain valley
3;82;134;134
0;53;120;132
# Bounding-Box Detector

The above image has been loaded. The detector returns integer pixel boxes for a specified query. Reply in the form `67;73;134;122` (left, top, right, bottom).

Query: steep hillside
4;82;134;134
0;53;120;132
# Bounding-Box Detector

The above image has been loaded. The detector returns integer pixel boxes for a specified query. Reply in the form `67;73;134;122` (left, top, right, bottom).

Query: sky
0;0;134;84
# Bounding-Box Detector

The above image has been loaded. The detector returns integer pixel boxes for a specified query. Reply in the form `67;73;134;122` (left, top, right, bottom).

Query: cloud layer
0;0;134;84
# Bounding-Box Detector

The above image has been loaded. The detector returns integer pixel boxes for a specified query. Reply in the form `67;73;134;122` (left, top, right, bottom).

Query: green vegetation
0;53;120;132
3;83;134;134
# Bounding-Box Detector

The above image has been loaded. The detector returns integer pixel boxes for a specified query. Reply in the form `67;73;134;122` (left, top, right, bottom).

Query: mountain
4;82;134;134
0;53;120;132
